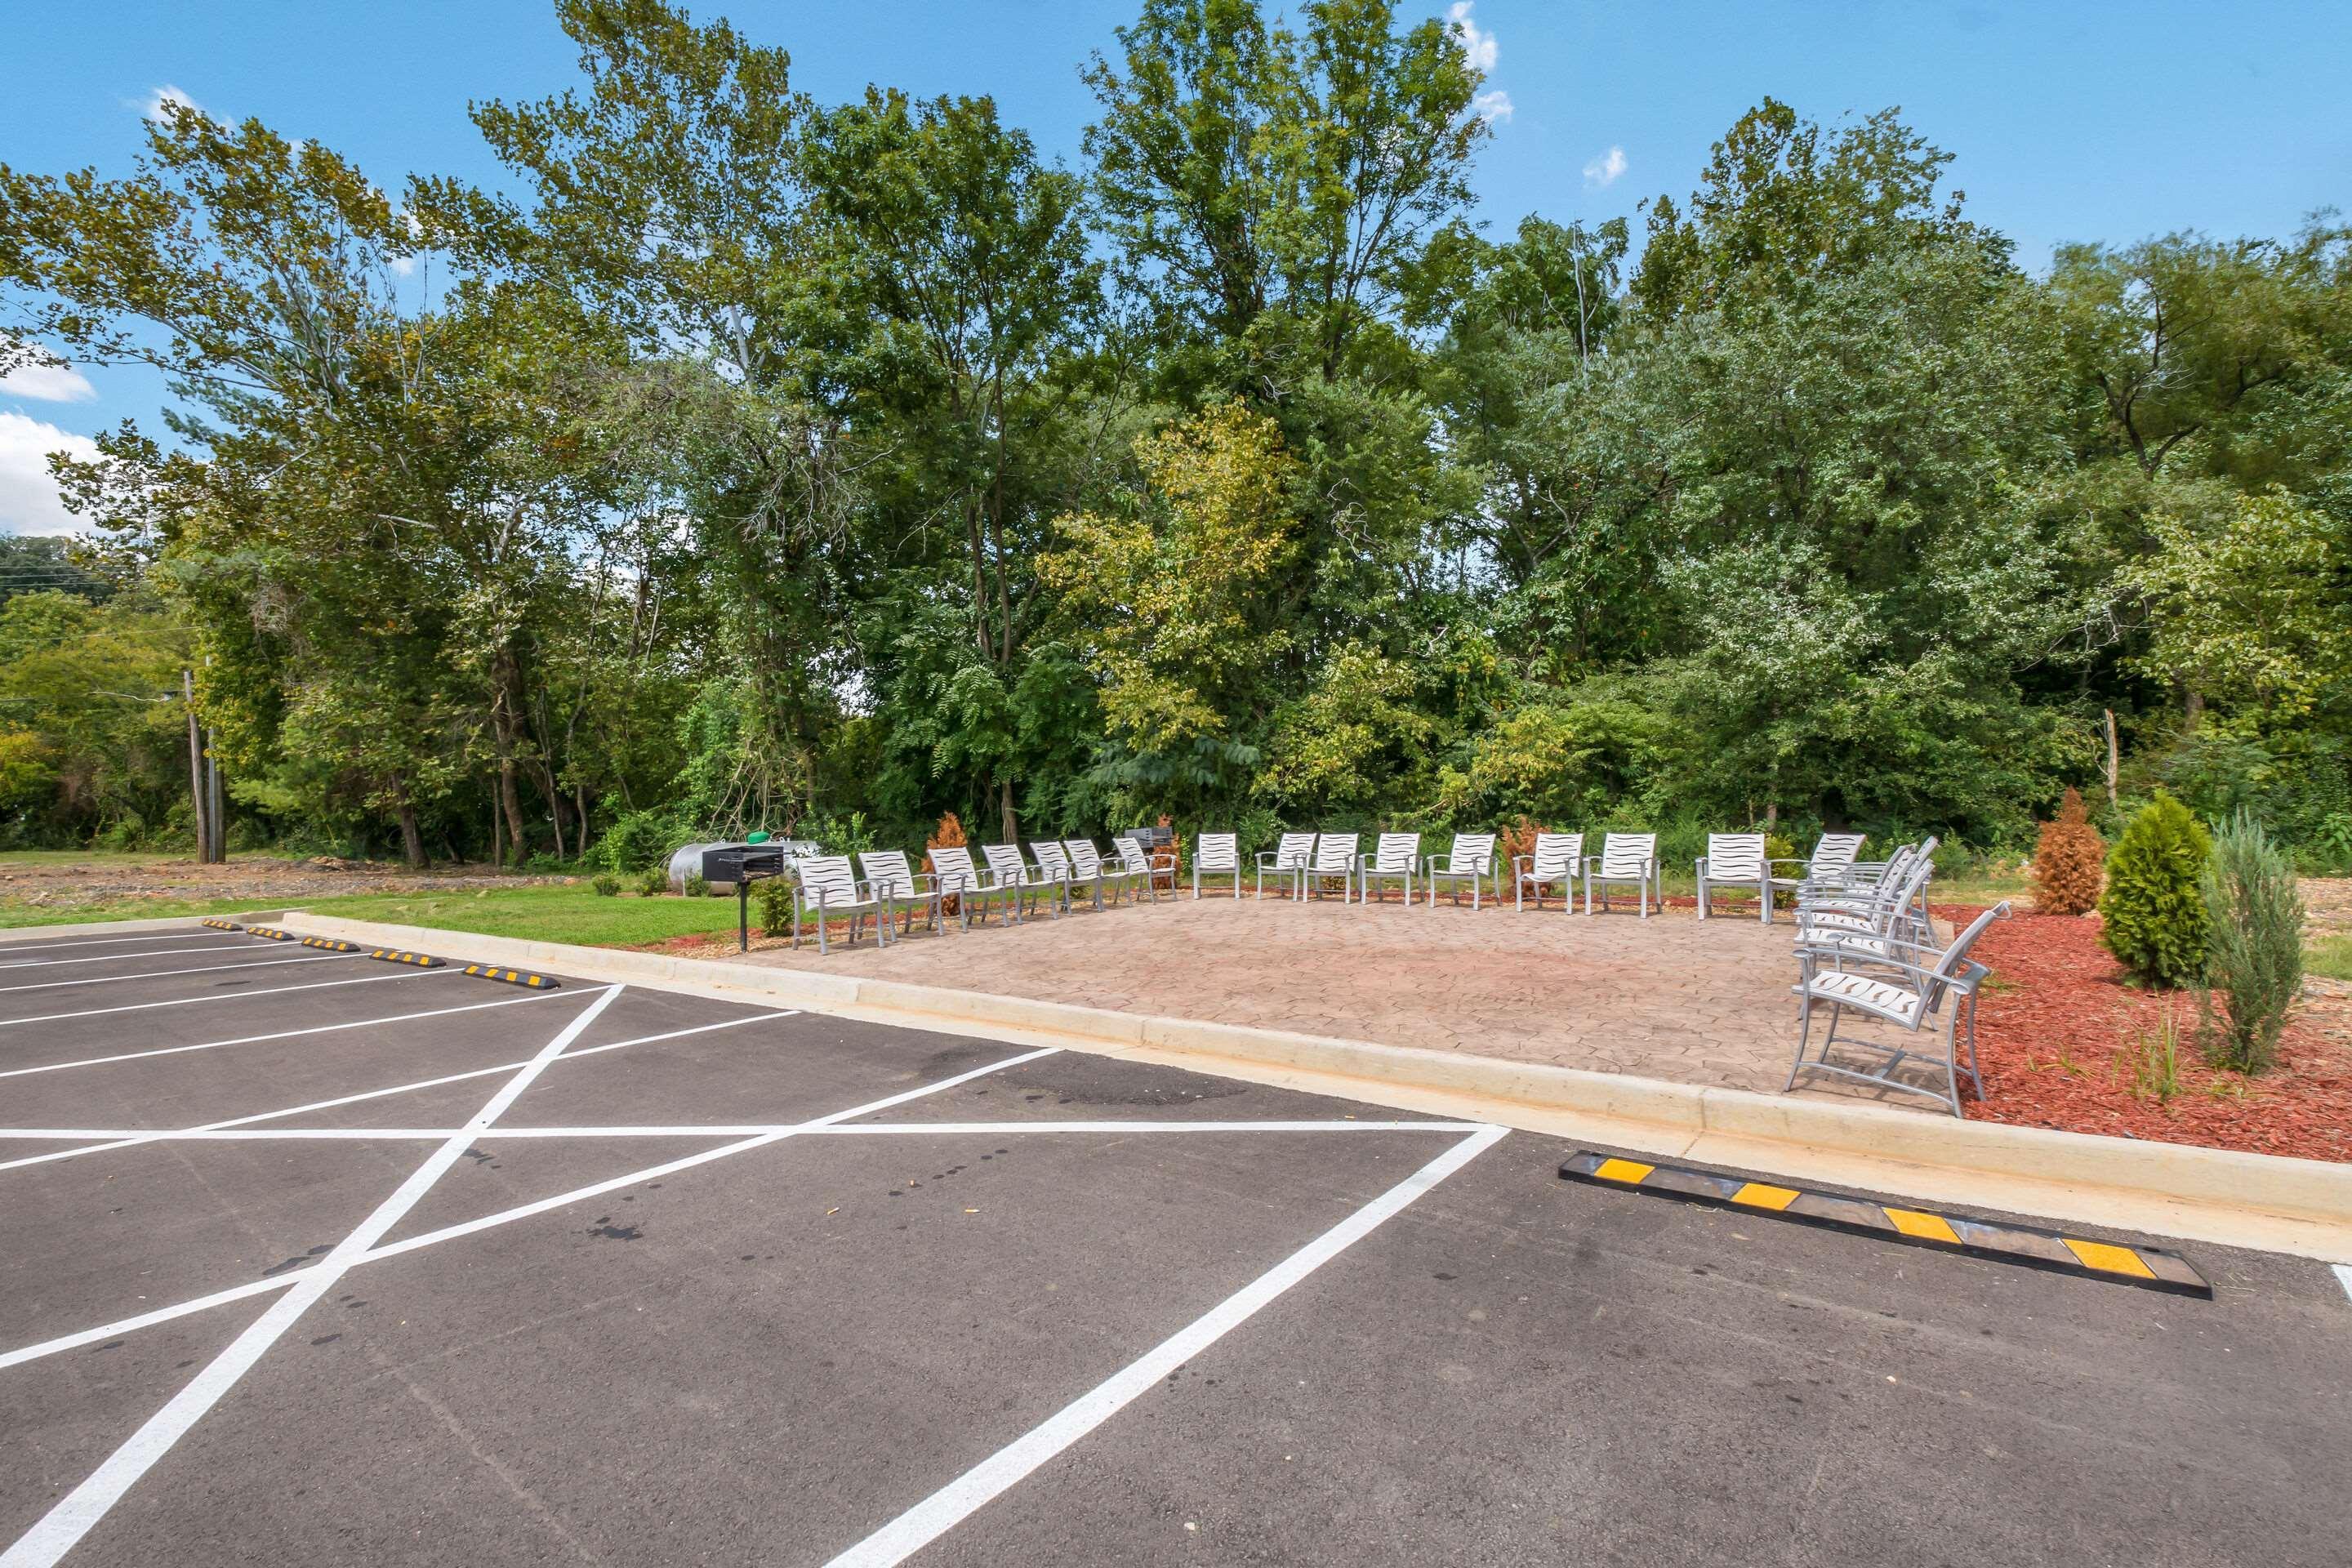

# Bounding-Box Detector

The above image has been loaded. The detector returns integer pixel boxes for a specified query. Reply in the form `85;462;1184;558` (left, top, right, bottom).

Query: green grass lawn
290;884;750;947
2309;935;2352;983
0;893;298;930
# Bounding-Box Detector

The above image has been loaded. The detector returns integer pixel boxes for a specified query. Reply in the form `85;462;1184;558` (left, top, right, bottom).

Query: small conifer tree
2034;788;2105;915
2099;791;2212;987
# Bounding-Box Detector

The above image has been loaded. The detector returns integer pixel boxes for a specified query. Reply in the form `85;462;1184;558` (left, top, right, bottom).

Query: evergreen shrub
2099;791;2212;987
2034;788;2105;915
2197;810;2303;1073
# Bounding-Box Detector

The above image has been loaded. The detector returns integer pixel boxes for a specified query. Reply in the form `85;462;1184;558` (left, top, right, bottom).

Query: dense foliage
2;1;2348;868
2100;792;2214;987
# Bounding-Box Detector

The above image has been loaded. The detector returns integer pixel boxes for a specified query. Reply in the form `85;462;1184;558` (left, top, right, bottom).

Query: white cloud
0;412;101;536
0;361;97;403
144;83;202;123
1448;2;1498;74
1473;89;1515;125
1583;145;1628;188
389;255;419;277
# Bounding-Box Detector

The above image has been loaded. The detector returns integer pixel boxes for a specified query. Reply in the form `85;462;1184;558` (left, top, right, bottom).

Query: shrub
636;866;667;897
683;871;710;898
2196;810;2304;1073
756;876;794;937
796;808;876;859
590;872;621;898
2034;788;2105;915
2100;791;2212;987
2118;1009;2185;1105
926;812;967;915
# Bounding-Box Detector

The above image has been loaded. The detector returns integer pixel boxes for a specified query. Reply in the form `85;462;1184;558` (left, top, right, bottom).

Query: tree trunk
999;777;1018;845
183;670;211;862
490;650;532;865
2104;709;2121;809
203;729;225;863
396;798;426;870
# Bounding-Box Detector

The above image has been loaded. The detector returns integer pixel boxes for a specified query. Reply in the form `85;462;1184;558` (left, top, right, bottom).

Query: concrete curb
283;910;2352;1263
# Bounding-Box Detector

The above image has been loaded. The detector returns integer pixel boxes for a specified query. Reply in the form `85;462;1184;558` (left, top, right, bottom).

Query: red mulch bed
1955;903;2352;1162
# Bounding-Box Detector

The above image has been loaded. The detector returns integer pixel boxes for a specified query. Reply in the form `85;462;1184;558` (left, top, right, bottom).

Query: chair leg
1785;993;1815;1090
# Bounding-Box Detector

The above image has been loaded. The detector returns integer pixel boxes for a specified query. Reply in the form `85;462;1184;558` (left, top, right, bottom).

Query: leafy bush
2033;787;2105;915
1928;838;1975;882
635;866;667;897
2100;791;2212;987
2196;810;2303;1073
599;808;683;874
796;808;876;859
590;872;621;898
683;871;710;898
756;876;794;937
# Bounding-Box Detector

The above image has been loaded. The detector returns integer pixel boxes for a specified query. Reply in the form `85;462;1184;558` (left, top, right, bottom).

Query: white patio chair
1797;832;1869;889
1257;831;1316;900
1695;832;1771;924
1514;831;1584;911
1112;835;1163;902
1424;832;1499;909
790;855;890;954
983;842;1060;920
928;844;1018;929
1787;902;2009;1116
1584;831;1660;918
1302;831;1359;902
1357;832;1419;907
1062;838;1134;909
858;849;940;937
1028;840;1079;915
1797;852;1937;951
1193;832;1242;898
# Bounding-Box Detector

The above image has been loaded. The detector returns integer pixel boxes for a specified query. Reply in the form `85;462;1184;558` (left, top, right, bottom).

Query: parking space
3;924;2348;1566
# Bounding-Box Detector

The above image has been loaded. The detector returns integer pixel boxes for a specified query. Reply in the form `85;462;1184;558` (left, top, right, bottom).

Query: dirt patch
1962;903;2352;1163
0;853;572;916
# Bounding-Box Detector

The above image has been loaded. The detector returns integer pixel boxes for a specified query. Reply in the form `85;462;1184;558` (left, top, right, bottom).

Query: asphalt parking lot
2;923;2349;1566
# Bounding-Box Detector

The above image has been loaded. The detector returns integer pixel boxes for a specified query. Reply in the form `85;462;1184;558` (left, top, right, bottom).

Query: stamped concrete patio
710;888;1933;1107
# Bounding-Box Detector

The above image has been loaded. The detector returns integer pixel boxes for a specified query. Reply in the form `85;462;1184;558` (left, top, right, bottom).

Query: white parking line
0;951;355;997
0;1045;1060;1374
0;930;248;957
2334;1263;2351;1303
0;939;274;971
822;1124;1510;1568
0;987;629;1568
0;965;452;1032
0;1117;1490;1143
0;982;549;1087
0;1006;804;1170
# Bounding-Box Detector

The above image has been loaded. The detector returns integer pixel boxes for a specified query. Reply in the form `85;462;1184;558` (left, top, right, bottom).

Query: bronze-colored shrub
926;812;966;915
2034;788;2105;915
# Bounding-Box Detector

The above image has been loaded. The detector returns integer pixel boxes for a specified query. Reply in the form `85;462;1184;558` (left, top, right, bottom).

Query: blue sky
4;0;2347;533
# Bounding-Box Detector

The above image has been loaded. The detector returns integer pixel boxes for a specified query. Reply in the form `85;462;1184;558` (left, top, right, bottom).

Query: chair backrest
1448;831;1496;871
799;855;861;902
858;850;920;898
1311;831;1358;871
1116;837;1153;875
1808;832;1867;875
1598;832;1656;876
1062;839;1104;878
929;844;982;893
1932;902;2007;981
1704;831;1767;880
1030;840;1072;881
1196;832;1239;871
1273;831;1315;868
982;843;1030;884
1531;831;1584;876
1373;831;1419;873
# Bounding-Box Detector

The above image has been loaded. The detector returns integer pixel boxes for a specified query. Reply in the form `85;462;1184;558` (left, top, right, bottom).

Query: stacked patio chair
1028;840;1080;915
1796;832;1869;890
1357;832;1419;907
1513;831;1584;911
790;855;891;954
1193;832;1243;898
1424;832;1499;909
1112;835;1165;902
928;844;1019;929
984;842;1064;920
1787;902;2009;1117
1301;831;1359;902
858;849;941;938
1584;832;1661;918
1797;838;1937;949
1257;831;1316;900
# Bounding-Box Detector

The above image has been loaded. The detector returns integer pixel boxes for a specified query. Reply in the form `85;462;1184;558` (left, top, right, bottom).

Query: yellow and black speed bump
243;925;295;941
461;964;559;990
1559;1151;2211;1298
368;948;445;969
199;918;243;931
298;936;362;952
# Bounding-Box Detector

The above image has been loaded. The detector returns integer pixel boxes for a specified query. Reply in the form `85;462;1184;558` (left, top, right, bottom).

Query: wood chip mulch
1953;903;2352;1164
